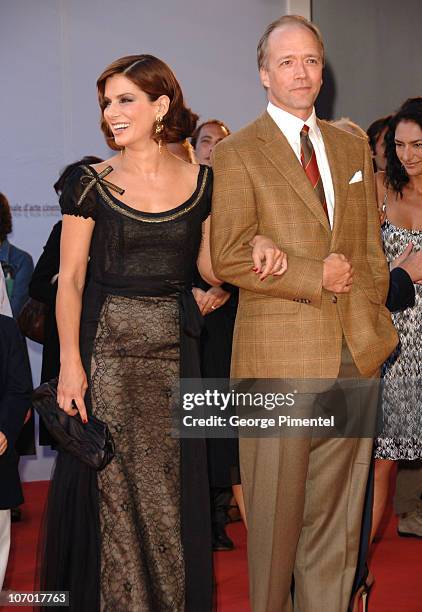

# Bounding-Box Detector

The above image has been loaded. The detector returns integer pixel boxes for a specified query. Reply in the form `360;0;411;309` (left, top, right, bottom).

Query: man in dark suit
211;14;398;611
0;315;33;589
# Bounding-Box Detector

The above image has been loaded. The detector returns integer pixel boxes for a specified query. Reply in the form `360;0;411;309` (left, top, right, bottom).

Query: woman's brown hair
0;193;12;243
97;54;198;151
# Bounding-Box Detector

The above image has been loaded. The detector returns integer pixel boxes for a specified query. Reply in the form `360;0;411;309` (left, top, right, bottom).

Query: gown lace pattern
92;295;183;610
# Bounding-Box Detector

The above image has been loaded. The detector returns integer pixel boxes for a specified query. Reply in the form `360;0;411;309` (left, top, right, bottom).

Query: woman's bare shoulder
88;156;119;172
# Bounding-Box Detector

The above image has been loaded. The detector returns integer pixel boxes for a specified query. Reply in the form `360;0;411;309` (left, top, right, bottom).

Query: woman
40;54;286;611
191;118;244;549
364;98;422;606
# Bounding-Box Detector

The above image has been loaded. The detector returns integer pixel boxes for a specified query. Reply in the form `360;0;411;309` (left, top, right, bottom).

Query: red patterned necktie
300;125;329;219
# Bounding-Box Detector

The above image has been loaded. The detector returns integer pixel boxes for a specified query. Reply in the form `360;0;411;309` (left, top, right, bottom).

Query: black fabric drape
179;289;214;611
39;284;213;612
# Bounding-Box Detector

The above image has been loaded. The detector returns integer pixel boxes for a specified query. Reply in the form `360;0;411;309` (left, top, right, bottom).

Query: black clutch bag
32;378;115;471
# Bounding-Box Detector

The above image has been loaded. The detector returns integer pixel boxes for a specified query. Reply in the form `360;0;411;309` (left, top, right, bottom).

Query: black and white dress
375;219;422;460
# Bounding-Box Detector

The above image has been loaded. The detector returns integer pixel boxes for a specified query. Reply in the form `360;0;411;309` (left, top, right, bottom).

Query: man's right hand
323;253;354;293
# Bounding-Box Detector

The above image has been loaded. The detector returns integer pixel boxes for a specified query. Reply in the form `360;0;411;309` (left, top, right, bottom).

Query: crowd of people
1;12;421;612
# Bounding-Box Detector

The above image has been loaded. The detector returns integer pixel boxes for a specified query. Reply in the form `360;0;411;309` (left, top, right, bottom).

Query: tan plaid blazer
210;112;398;379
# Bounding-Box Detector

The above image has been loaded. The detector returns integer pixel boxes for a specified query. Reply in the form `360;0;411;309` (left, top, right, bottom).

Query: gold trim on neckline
81;164;209;223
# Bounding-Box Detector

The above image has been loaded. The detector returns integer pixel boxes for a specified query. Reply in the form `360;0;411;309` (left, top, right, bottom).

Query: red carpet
3;481;422;611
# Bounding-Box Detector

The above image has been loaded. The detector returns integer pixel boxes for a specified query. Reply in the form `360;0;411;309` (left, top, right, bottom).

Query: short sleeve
59;165;98;220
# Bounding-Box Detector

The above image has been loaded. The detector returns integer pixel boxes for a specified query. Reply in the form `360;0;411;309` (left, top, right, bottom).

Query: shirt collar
267;101;318;140
303;108;318;136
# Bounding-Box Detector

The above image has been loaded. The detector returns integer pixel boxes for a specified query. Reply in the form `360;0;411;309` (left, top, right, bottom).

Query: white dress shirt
0;268;12;317
267;101;335;228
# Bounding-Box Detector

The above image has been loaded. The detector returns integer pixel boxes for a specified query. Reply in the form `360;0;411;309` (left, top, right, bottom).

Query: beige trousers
241;341;377;612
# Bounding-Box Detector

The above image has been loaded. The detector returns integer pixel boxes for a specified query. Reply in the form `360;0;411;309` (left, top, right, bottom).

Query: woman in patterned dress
372;98;422;543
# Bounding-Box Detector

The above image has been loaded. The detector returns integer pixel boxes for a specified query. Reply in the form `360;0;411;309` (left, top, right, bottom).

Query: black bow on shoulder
77;165;125;208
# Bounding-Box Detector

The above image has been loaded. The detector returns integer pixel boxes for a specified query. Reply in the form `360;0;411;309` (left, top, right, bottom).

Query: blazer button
332;295;338;304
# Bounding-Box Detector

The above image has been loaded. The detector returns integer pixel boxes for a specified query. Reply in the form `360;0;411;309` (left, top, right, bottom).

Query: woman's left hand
250;235;288;280
192;286;231;315
391;241;422;284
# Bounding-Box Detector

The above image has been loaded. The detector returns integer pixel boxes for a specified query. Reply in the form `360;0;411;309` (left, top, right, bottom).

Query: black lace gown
40;164;214;611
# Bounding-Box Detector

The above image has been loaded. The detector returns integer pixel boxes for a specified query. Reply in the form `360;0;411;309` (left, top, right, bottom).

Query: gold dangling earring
155;114;164;153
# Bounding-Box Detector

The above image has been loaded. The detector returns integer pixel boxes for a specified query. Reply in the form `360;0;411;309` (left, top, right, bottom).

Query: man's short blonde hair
257;14;325;70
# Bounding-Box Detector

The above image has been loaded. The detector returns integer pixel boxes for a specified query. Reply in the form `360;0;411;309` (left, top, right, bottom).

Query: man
211;15;398;612
0;314;33;589
191;119;230;166
366;115;391;172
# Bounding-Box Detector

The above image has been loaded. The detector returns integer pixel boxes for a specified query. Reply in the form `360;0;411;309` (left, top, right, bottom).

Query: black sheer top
60;164;212;296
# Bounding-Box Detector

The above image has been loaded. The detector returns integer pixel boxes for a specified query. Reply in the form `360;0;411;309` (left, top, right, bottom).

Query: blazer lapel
257;112;331;233
317;120;350;242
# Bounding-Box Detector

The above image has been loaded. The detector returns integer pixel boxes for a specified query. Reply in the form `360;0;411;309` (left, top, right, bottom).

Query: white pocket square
349;170;363;184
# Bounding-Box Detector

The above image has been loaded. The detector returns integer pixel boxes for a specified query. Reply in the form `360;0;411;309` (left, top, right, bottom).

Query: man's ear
259;67;270;89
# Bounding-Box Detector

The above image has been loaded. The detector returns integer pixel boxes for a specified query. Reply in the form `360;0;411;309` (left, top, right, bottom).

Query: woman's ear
156;95;170;117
